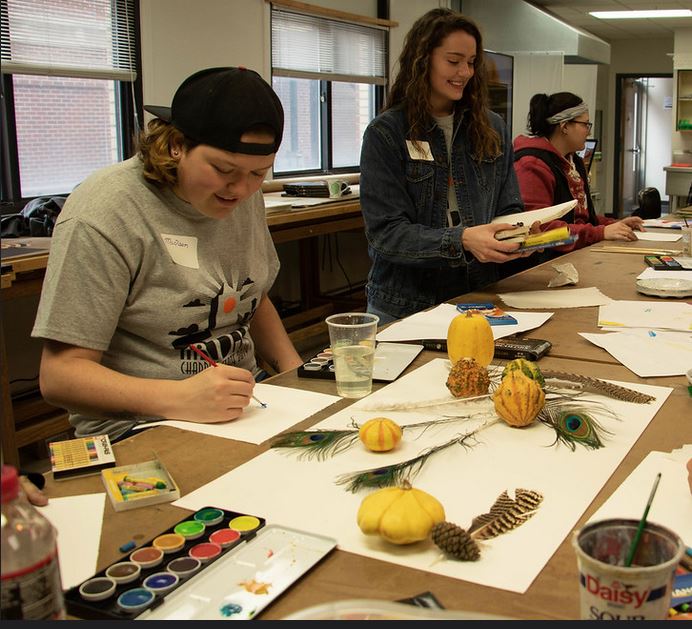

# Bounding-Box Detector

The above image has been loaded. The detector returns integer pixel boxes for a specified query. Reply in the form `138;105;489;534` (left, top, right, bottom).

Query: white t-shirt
32;157;279;440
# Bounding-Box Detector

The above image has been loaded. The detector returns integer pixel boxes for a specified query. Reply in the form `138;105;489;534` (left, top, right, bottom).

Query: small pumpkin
357;480;445;545
502;358;545;387
447;311;494;367
446;357;490;398
493;369;545;427
359;417;403;452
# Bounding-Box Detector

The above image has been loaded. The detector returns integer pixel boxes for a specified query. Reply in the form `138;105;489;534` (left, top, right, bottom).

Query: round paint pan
209;528;240;548
228;515;261;535
79;577;117;601
173;520;205;540
166;556;202;578
193;507;224;527
105;561;141;585
142;571;179;594
129;546;164;569
117;587;155;612
153;533;185;554
188;542;222;563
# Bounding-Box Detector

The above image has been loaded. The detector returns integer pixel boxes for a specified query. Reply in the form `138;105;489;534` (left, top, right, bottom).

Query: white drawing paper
135;383;340;444
174;359;671;594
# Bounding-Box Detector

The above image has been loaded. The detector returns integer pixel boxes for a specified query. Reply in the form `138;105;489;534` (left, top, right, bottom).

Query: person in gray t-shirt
32;67;303;441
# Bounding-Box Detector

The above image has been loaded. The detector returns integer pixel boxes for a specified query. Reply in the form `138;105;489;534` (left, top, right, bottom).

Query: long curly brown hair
136;119;198;187
384;8;500;160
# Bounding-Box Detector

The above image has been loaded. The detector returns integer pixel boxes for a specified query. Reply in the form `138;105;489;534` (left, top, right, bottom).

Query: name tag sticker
406;140;434;161
161;233;199;269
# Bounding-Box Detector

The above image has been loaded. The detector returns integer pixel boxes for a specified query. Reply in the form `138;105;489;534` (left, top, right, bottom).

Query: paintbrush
624;472;661;567
187;344;267;408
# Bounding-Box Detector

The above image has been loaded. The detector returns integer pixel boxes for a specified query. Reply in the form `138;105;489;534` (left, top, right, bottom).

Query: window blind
1;0;137;81
271;8;386;86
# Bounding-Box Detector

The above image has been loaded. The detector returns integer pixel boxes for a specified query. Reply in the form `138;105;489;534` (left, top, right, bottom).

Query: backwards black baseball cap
144;66;284;155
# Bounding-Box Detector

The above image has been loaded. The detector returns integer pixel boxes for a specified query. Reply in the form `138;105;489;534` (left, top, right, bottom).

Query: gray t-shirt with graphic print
32;157;279;441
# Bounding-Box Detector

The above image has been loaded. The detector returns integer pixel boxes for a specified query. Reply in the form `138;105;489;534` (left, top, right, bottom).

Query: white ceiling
526;0;692;40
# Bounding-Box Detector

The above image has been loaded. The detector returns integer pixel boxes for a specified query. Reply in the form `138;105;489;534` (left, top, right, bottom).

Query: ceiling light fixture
589;10;692;19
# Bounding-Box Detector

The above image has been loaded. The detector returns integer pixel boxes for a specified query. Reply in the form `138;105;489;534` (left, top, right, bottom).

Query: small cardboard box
101;459;180;511
50;434;116;480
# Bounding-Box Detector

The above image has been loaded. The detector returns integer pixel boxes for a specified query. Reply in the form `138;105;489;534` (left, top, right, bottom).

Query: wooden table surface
46;366;688;620
461;237;688;364
43;235;691;620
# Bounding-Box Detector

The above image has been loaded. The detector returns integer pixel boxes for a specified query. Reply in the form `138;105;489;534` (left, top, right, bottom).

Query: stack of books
497;225;578;252
493;200;578;251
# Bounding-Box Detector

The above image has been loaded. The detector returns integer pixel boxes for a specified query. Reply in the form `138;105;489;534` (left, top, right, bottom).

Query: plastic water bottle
1;465;65;619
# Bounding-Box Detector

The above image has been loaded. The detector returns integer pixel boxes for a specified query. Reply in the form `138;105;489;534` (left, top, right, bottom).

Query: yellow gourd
357;481;445;545
493;369;545;427
359;417;402;452
447;311;494;367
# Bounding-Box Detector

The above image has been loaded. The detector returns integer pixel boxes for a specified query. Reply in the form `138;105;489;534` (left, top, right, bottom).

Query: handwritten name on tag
406;140;434;161
161;233;199;269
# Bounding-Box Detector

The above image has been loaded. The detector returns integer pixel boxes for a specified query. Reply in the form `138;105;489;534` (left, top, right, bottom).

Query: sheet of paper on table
375;303;552;343
598;300;692;332
498;286;612;309
635;231;682;242
642;218;687;230
134;383;340;444
175;358;672;595
38;493;106;590
579;329;692;377
588;445;692;547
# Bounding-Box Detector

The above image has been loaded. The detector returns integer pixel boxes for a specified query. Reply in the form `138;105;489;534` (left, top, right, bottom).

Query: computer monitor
577;138;598;173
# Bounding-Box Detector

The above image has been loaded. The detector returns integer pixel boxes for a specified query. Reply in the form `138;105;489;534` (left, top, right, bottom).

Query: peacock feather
335;419;499;492
269;428;359;461
269;414;480;461
537;398;614;451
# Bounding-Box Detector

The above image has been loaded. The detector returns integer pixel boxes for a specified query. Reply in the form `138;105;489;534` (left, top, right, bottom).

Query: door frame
614;73;672;217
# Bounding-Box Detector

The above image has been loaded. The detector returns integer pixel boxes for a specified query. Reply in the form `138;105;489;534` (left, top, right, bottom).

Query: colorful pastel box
50;434;116;481
64;507;336;620
101;459;180;511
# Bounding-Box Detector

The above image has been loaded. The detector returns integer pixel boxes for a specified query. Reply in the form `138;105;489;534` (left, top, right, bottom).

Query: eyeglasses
571;120;593;132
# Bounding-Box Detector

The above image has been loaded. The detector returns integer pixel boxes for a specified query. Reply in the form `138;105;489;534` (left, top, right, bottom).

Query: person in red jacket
513;92;643;252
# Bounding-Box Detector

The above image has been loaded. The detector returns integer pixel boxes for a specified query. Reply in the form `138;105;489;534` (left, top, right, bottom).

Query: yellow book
521;226;571;248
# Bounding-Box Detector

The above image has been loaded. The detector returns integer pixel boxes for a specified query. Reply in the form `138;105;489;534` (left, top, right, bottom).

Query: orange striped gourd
358;417;403;452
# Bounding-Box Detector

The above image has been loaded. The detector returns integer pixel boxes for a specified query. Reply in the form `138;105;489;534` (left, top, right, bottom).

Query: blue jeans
367;304;398;326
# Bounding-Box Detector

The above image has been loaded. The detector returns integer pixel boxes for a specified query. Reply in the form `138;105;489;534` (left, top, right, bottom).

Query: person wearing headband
359;8;534;324
32;67;303;442
513;92;643;257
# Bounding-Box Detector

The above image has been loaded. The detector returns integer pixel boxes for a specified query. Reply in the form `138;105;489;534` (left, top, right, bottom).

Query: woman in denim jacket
360;8;530;323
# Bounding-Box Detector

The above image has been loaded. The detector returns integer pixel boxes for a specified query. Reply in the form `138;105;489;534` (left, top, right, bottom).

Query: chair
631;187;661;219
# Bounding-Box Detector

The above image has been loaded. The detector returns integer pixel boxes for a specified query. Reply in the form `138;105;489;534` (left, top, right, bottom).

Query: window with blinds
1;0;139;202
270;7;387;175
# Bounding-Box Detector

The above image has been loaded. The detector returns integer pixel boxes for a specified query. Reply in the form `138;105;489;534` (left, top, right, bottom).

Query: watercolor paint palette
298;342;423;382
64;507;269;620
139;525;337;620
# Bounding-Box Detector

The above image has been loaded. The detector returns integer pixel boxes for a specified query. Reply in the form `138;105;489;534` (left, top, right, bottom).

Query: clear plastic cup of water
325;313;379;398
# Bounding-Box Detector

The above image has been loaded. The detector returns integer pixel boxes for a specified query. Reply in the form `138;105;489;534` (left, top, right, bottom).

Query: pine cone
431;521;480;561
